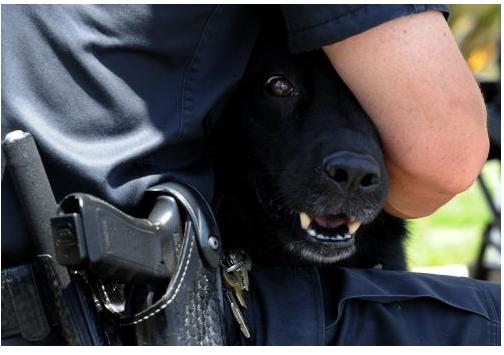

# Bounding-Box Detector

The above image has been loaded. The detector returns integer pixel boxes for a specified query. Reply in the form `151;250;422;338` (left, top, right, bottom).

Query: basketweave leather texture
133;232;225;345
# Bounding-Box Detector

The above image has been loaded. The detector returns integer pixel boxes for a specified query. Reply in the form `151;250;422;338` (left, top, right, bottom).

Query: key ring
224;257;247;273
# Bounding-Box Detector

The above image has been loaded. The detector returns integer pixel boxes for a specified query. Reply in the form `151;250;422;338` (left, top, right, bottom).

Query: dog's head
210;28;393;265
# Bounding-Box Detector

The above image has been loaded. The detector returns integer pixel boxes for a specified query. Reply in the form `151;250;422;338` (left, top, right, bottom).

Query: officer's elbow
431;97;489;196
452;110;488;194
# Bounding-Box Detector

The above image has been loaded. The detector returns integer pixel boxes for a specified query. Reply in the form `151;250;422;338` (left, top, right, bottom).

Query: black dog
208;26;407;271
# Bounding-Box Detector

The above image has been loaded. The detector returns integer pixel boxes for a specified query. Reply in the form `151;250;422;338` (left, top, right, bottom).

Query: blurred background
407;4;501;282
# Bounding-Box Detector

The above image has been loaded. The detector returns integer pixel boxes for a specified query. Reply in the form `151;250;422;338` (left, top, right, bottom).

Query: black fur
208;23;407;270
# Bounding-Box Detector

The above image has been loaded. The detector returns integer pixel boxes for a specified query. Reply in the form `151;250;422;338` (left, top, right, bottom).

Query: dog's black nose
323;151;381;192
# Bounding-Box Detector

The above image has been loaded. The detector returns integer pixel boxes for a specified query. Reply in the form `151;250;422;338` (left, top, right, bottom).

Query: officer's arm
323;10;489;219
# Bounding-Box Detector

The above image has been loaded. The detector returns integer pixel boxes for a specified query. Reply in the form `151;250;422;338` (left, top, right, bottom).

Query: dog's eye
264;76;296;97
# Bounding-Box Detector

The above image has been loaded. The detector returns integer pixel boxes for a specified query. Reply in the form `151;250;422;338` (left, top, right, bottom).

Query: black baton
3;130;57;256
2;130;105;345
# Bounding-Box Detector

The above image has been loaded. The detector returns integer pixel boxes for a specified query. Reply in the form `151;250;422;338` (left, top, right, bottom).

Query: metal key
223;249;251;307
228;250;251;292
225;290;250;339
223;269;247;307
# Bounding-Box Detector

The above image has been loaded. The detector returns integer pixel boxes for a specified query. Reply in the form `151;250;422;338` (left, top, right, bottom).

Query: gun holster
131;183;226;345
52;182;226;345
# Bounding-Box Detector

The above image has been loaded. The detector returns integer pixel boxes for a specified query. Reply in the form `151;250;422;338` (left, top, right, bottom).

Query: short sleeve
280;4;450;53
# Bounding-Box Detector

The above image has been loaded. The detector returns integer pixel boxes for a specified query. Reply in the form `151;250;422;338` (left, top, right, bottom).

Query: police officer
2;5;498;345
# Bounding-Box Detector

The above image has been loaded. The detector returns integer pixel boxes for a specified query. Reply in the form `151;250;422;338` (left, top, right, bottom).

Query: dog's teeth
335;235;344;241
299;212;312;230
348;221;362;235
307;228;316;236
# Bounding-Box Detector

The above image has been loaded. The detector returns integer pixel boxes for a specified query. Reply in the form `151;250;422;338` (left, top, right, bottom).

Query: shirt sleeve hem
287;4;450;53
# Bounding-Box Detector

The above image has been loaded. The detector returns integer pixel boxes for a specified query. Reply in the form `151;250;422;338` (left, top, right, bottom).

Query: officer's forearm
323;10;489;218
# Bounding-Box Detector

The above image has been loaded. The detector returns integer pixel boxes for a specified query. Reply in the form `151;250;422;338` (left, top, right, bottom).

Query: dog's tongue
312;215;349;228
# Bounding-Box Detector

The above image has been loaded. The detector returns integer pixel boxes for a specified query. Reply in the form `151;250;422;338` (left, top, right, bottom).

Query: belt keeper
1;264;51;341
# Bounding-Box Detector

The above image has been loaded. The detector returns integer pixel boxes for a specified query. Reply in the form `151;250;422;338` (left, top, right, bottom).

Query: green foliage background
407;161;500;268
